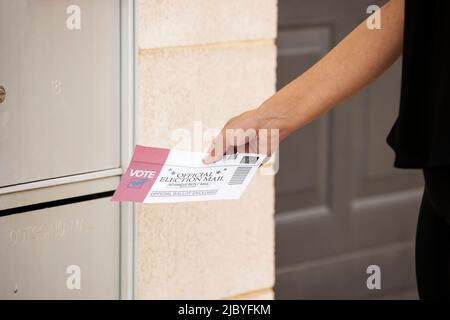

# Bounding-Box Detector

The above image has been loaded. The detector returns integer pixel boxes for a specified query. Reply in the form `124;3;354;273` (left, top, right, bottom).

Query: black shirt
386;0;450;168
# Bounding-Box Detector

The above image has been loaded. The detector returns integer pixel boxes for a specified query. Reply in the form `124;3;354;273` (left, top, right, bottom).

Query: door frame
119;0;136;300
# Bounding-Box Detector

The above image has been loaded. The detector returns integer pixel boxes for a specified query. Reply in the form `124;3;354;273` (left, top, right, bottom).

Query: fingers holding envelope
202;108;280;164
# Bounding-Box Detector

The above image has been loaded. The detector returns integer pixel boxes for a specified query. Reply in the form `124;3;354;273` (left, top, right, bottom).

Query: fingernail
202;155;212;164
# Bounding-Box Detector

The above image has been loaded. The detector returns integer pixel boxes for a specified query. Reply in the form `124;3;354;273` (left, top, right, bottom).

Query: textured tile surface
138;43;276;151
137;0;277;49
137;173;274;299
227;289;275;300
136;43;276;299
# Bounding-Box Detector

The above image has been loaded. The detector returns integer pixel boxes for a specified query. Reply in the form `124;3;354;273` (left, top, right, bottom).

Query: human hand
202;106;285;164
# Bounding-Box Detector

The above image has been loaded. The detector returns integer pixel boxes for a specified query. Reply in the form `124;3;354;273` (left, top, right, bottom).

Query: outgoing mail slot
0;197;120;299
0;0;121;187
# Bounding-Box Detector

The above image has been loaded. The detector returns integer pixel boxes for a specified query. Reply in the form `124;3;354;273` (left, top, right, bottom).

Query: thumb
202;131;227;164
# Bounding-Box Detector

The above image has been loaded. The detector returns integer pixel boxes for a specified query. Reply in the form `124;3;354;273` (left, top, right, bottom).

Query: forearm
259;0;404;139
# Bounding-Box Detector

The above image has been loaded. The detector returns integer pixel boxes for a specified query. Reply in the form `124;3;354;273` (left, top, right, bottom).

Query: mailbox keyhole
0;85;5;104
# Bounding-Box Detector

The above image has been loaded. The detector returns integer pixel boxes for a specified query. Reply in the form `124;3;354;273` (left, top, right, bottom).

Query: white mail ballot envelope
111;145;266;203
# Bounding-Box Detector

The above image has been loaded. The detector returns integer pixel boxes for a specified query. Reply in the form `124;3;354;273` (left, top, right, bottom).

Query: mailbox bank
0;0;135;299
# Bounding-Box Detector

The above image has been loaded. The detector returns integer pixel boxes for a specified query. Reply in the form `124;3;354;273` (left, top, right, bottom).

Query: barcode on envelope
228;167;252;185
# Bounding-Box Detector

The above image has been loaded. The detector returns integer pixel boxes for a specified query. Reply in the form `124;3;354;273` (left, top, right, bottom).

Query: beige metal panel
0;170;121;211
0;0;121;187
0;197;120;299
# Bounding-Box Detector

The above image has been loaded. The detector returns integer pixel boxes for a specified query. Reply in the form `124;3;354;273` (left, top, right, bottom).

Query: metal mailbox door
0;197;120;299
0;0;121;187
